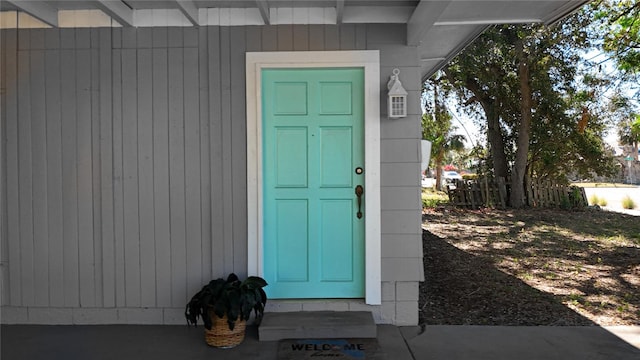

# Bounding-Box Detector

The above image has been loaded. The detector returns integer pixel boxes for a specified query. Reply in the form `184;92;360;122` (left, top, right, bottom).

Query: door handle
355;185;364;219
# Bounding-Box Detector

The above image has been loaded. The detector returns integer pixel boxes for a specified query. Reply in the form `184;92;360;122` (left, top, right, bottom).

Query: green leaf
226;273;239;283
258;288;267;305
185;274;268;331
242;276;268;289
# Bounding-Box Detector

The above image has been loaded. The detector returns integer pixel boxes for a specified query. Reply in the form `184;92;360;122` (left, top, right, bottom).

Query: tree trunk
482;100;509;179
511;37;533;208
433;82;444;191
435;153;444;191
444;68;509;180
443;67;508;180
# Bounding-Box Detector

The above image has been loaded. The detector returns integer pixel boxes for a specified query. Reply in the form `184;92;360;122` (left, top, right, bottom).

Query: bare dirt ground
420;207;640;326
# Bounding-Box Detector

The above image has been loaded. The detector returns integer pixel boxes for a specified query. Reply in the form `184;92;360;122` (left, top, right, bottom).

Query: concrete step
258;311;377;341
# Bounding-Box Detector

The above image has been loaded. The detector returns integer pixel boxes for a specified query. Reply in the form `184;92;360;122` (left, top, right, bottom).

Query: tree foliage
588;0;640;143
439;8;617;206
594;0;640;74
422;76;465;190
618;114;640;157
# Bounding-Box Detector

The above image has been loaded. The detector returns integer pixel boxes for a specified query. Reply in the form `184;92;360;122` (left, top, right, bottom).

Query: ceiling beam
434;19;542;26
6;0;58;27
175;0;200;26
343;6;413;24
421;25;487;81
336;0;344;24
543;0;589;25
95;0;133;27
256;0;270;25
407;0;449;46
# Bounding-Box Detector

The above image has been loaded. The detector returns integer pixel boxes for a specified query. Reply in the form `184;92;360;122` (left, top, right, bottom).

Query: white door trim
246;51;381;305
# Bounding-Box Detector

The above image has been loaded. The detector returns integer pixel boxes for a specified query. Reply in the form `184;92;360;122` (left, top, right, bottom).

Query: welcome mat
277;338;383;359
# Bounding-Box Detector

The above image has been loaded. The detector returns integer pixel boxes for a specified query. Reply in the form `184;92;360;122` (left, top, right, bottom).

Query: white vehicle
444;171;463;180
443;171;463;189
421;176;436;188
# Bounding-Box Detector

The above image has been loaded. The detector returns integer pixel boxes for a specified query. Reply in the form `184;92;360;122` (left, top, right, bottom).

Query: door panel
320;199;353;282
319;82;352;115
275;127;308;187
273;82;308;115
275;199;308;282
263;68;364;299
320;127;352;187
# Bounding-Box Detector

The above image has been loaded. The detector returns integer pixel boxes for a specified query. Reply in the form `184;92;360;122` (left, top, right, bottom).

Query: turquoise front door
262;68;365;299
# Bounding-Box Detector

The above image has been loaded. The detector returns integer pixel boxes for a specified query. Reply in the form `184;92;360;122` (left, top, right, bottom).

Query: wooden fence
447;177;588;209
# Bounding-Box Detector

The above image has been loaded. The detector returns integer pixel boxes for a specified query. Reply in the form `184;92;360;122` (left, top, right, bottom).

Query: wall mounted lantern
387;68;408;118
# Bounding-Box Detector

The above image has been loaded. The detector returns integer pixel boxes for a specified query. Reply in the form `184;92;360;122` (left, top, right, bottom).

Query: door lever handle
355;185;364;219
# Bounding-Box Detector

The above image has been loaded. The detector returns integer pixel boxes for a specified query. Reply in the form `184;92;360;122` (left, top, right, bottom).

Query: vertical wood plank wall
0;24;422;325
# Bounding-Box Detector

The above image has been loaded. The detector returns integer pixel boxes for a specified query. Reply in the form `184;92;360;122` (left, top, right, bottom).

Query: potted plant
185;273;268;348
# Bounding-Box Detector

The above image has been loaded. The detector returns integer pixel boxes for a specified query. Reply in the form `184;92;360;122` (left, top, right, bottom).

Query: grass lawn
573;182;638;188
421;188;449;208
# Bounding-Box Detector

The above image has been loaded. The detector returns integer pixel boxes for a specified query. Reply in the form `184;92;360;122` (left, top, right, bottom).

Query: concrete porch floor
2;324;640;360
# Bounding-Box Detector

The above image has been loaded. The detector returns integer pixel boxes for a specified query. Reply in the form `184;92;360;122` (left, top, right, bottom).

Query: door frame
246;51;381;305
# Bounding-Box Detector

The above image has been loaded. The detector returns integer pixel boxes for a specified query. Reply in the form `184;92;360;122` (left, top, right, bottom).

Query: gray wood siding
0;24;422;315
1;30;9;306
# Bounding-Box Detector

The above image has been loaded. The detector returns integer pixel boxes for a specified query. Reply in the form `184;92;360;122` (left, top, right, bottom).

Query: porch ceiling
1;0;589;80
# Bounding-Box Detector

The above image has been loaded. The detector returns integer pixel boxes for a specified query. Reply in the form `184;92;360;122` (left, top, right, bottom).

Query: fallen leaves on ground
420;207;640;326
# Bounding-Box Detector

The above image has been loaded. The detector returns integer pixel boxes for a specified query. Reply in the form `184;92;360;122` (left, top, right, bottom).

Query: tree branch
609;2;640;24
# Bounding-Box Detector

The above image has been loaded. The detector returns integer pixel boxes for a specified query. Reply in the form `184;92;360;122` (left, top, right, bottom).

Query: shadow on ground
421;208;640;325
420;229;596;326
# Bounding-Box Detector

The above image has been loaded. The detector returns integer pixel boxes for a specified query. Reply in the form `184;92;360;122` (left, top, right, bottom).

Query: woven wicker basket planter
204;311;247;348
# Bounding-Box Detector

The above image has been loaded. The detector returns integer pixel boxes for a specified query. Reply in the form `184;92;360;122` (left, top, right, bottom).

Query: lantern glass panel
389;95;406;118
